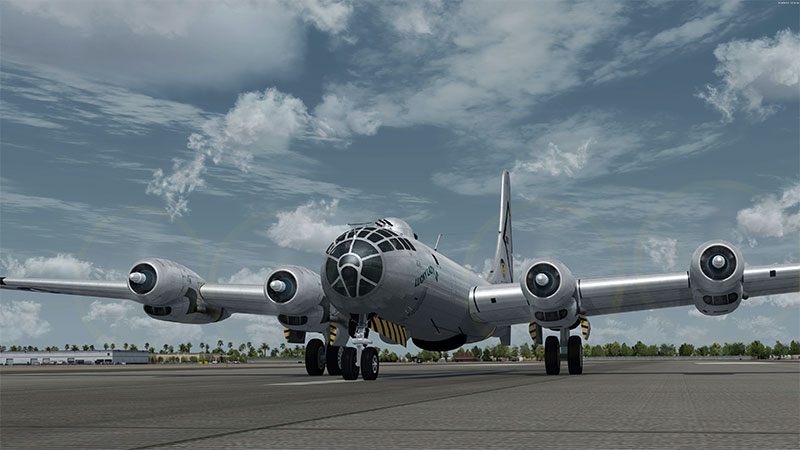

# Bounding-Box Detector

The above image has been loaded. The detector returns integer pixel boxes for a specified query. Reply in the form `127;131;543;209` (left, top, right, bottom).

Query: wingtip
0;277;5;285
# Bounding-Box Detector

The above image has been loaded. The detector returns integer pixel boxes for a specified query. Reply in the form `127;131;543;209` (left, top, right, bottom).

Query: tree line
2;339;798;363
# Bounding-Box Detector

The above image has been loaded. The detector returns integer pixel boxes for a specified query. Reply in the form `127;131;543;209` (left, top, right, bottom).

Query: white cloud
591;315;669;345
218;268;272;285
698;29;800;122
2;253;122;280
313;92;381;140
641;237;678;270
2;1;311;88
83;300;203;345
744;293;800;308
2;62;210;135
147;88;311;220
735;315;788;341
736;183;800;246
232;315;285;347
267;199;349;253
593;1;744;83
513;139;593;178
386;2;436;35
283;0;353;35
0;300;52;342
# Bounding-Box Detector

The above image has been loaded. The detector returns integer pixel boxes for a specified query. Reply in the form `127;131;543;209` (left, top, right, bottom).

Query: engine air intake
526;263;561;298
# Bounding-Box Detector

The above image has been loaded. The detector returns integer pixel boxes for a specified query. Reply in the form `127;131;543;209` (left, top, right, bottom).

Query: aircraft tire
326;345;343;376
305;339;326;376
545;336;560;375
341;347;360;380
567;335;583;375
360;347;379;381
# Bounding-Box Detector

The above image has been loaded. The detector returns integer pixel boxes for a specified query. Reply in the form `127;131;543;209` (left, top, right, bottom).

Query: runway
1;360;798;449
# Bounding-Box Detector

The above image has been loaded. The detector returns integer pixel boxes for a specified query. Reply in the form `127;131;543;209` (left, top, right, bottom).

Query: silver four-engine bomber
2;171;798;379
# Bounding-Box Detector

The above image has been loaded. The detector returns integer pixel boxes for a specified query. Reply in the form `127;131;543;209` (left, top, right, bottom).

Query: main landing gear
544;328;583;375
303;314;380;380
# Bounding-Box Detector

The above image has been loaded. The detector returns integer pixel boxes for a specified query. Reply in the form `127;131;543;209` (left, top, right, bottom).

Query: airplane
1;171;798;379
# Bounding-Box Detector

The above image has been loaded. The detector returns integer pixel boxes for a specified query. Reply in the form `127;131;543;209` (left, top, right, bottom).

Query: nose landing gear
341;313;380;380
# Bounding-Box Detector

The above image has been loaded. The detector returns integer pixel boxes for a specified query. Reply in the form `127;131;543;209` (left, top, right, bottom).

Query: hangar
0;350;149;365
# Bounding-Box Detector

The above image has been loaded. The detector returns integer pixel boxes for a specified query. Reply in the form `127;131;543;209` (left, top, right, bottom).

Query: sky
1;0;798;352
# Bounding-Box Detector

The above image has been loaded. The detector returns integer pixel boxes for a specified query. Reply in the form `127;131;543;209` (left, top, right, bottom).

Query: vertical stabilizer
486;170;513;284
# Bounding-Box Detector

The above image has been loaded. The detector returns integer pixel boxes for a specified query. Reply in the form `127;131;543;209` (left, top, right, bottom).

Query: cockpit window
325;230;385;298
330;240;352;258
378;241;393;252
352;240;378;258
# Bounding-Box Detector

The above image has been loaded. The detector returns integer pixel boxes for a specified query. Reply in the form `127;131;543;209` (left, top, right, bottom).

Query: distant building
452;352;479;362
0;350;149;365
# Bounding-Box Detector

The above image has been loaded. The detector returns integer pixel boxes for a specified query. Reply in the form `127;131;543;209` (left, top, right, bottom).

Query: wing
580;263;800;316
470;262;800;326
0;276;275;316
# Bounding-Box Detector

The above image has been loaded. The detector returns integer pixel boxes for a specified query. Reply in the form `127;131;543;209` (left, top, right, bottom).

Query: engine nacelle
265;265;325;316
128;258;205;306
689;240;744;316
129;258;230;324
521;259;579;328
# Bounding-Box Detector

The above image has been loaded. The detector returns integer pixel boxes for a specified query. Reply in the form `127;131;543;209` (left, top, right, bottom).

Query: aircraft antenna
434;233;442;252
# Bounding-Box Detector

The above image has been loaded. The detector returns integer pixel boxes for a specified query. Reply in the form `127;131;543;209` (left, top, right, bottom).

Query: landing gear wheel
545;336;560;375
341;347;360;380
305;339;325;376
361;347;379;380
567;335;583;375
326;345;343;376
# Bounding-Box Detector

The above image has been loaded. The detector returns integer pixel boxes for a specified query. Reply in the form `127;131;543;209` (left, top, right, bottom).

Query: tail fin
486;170;513;284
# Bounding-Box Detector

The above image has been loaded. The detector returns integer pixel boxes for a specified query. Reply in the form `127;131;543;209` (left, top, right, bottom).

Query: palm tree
217;340;224;352
186;342;192;353
89;344;95;351
162;344;169;354
104;343;109;350
123;342;129;350
260;343;269;358
110;343;116;350
144;342;150;351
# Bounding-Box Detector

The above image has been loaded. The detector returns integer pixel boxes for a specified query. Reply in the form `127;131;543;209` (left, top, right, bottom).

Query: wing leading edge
0;277;275;315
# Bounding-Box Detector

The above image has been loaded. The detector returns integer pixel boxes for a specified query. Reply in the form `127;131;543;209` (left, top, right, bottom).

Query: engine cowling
128;258;205;305
689;240;744;316
264;265;325;316
521;259;579;328
129;258;230;324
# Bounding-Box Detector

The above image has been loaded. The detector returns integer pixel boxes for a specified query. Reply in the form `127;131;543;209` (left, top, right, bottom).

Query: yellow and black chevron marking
283;327;291;342
528;320;540;343
369;317;408;347
328;323;338;346
580;314;590;340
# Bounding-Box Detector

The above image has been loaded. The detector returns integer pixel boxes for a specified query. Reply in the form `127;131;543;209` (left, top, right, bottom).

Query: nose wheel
339;313;380;380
